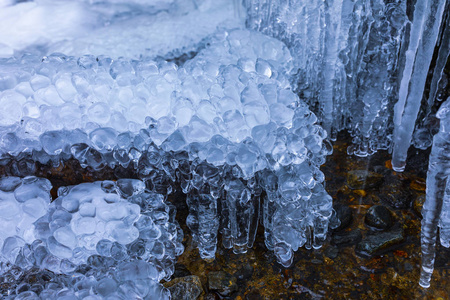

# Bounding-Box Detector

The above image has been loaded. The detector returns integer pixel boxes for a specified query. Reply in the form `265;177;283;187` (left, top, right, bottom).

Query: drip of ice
391;0;447;171
413;7;450;150
419;97;450;288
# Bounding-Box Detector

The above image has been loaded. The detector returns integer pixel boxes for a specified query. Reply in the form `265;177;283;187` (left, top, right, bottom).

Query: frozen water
0;176;51;265
33;180;183;279
0;27;334;267
0;0;244;59
0;178;182;299
419;97;450;288
0;0;447;291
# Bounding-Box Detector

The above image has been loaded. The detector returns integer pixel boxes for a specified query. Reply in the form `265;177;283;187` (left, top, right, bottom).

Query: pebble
164;275;203;300
364;205;394;230
208;271;238;296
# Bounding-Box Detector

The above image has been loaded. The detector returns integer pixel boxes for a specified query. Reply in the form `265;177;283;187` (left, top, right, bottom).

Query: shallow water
1;133;448;299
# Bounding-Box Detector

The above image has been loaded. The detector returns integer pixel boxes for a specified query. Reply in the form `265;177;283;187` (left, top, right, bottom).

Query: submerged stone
208;271;238;296
355;227;405;256
164;275;203;300
365;205;394;230
346;170;383;190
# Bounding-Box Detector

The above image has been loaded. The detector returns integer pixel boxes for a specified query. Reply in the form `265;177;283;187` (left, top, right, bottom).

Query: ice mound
0;176;51;265
0;0;244;59
33;179;183;279
1;178;182;299
4;260;170;299
0;28;334;266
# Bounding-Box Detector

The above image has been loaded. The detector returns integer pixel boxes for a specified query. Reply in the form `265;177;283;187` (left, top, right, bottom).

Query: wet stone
204;292;220;300
333;203;352;231
331;229;362;247
164;275;203;300
355;226;405;257
346;170;383;190
208;271;238;296
364;205;394;230
379;173;413;209
324;246;339;259
234;263;254;281
173;263;192;278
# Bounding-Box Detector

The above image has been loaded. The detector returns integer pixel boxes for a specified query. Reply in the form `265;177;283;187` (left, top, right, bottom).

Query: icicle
419;97;450;288
392;0;447;171
320;0;343;135
413;6;450;149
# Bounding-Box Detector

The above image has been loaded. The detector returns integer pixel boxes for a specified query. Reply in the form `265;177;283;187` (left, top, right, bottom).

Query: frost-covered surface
0;176;51;264
0;179;182;299
0;0;244;59
420;97;450;288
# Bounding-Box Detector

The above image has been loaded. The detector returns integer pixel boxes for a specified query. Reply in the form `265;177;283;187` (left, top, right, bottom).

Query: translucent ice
0;0;244;59
0;176;51;265
419;97;450;288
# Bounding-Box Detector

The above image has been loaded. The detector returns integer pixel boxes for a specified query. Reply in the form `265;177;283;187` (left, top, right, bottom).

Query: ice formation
420;97;450;288
0;176;51;264
243;0;450;287
1;178;183;299
0;0;449;291
0;0;244;59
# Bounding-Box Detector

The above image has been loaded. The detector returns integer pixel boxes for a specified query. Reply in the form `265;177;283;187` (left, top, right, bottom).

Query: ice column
420;97;450;288
392;0;447;171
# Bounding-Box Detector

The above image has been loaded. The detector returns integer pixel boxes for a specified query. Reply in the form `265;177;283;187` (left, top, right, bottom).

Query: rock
245;290;264;300
234;263;254;281
324;246;339;259
173;263;192;278
164;275;203;300
364;205;394;230
204;292;220;300
208;271;238;296
379;173;412;209
331;229;362;247
412;194;425;218
355;227;405;256
347;170;383;190
333;204;353;231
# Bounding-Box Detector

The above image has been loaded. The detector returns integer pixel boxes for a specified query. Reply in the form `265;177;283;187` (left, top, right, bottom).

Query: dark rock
364;205;394;230
208;271;238;296
355;227;405;256
173;263;192;278
245;290;264;300
347;170;383;190
379;173;412;209
413;194;426;218
204;292;220;300
234;263;254;281
331;229;362;247
333;204;353;231
324;246;339;259
164;275;203;300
